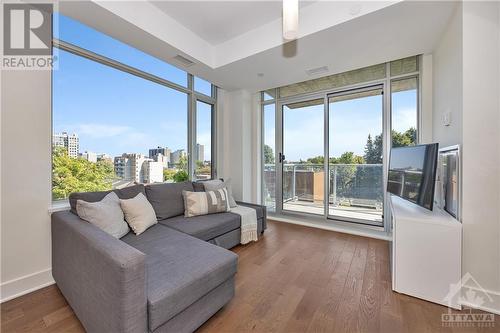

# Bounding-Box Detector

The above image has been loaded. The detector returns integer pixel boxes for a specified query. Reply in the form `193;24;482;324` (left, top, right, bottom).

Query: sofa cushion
120;193;157;235
203;179;237;208
145;181;194;220
75;192;129;238
236;201;265;220
121;225;237;331
159;212;240;241
192;181;206;192
69;184;145;215
182;189;230;217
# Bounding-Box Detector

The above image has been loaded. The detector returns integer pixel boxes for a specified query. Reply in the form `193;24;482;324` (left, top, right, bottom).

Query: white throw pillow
76;192;129;238
203;179;237;208
120;193;158;235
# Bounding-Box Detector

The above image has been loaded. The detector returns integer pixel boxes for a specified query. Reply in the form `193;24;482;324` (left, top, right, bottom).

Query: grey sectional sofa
51;181;266;333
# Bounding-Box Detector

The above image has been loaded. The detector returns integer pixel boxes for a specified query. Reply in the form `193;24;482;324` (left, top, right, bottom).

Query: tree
306;156;324;164
176;155;188;171
363;127;417;164
173;170;189;182
337;152;365;165
392;127;417;147
364;134;379;164
163;168;177;181
52;147;115;200
363;133;383;164
331;152;365;197
264;144;274;164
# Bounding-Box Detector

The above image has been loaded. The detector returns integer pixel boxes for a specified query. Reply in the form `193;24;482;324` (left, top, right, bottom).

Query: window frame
51;19;217;203
192;98;217;180
260;57;421;233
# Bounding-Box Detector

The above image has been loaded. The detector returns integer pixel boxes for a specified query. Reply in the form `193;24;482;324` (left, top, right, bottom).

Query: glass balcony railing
263;163;383;223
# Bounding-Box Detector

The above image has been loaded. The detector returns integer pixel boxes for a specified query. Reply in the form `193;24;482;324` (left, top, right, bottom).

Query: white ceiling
62;1;457;92
151;1;316;45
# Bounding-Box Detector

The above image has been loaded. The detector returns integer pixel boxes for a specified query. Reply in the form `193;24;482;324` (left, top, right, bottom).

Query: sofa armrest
51;211;147;333
235;201;267;232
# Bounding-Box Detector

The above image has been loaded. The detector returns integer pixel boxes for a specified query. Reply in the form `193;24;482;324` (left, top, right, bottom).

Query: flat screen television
387;143;439;210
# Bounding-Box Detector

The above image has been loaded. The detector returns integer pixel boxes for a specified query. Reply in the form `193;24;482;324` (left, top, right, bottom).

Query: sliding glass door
271;87;386;225
281;98;325;215
327;86;384;225
263;57;420;229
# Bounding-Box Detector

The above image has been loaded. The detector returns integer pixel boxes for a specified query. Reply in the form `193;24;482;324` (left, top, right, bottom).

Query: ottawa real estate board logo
2;3;54;70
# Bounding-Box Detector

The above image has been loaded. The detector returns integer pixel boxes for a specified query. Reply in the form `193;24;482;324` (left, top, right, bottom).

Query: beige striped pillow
182;188;230;217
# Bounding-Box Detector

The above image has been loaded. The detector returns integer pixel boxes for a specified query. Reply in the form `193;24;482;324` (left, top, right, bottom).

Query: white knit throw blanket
230;205;258;244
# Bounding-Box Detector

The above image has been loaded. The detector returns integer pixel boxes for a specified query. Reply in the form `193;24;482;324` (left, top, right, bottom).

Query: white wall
432;3;463;147
460;1;500;314
432;1;500;314
420;53;433;143
0;69;54;302
217;89;259;203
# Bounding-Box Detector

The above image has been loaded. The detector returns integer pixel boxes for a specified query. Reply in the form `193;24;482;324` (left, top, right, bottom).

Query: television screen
387;143;439;210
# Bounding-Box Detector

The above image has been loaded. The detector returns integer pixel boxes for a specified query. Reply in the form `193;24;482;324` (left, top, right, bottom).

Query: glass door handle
279;153;286;163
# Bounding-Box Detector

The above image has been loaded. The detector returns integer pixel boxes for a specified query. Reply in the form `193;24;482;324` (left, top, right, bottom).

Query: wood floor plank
2;220;499;333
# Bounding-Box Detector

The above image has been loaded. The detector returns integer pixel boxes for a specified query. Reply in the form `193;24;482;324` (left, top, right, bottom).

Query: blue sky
54;14;415;163
265;90;416;162
53;14;211;160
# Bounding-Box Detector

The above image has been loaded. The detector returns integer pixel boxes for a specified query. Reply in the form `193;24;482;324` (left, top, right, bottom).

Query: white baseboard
460;285;500;315
0;268;54;303
270;215;392;241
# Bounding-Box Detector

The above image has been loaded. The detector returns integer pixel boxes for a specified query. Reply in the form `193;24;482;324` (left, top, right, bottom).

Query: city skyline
53;132;206;164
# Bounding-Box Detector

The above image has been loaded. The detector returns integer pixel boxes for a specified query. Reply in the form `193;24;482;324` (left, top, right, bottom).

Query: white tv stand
390;195;462;309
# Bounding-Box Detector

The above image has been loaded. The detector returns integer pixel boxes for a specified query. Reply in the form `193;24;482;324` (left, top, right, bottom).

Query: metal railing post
332;165;337;205
292;165;296;200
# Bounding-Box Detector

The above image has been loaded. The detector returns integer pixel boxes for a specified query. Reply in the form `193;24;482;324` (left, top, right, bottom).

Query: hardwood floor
1;220;498;332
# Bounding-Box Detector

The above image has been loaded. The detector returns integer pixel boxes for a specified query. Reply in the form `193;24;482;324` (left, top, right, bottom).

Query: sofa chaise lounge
51;181;266;333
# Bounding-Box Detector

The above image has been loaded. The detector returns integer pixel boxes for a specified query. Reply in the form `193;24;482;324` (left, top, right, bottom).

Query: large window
262;102;276;211
194;77;213;97
194;100;214;179
53;14;187;87
391;77;418;147
261;56;420;228
52;14;216;201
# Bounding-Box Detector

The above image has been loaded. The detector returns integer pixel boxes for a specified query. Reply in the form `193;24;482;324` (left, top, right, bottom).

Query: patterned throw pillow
183;188;230;217
203;179;237;208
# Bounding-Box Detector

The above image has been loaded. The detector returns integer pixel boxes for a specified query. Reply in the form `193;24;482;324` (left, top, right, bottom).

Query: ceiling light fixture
283;0;298;41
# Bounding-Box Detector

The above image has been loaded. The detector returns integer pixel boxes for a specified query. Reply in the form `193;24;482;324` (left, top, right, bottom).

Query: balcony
264;163;383;224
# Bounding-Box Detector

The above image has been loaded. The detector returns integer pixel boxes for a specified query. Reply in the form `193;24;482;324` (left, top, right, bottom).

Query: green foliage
195;166;211;177
176;155;188;171
335;152;365;165
305;153;365;166
173;170;189;182
392;128;417;148
264;144;274;164
364;127;416;164
363;134;379;164
163;168;177;181
52;147;114;200
306;156;324;164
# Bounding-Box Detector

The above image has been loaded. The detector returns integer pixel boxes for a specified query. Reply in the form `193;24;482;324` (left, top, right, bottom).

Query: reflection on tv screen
388;143;438;210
